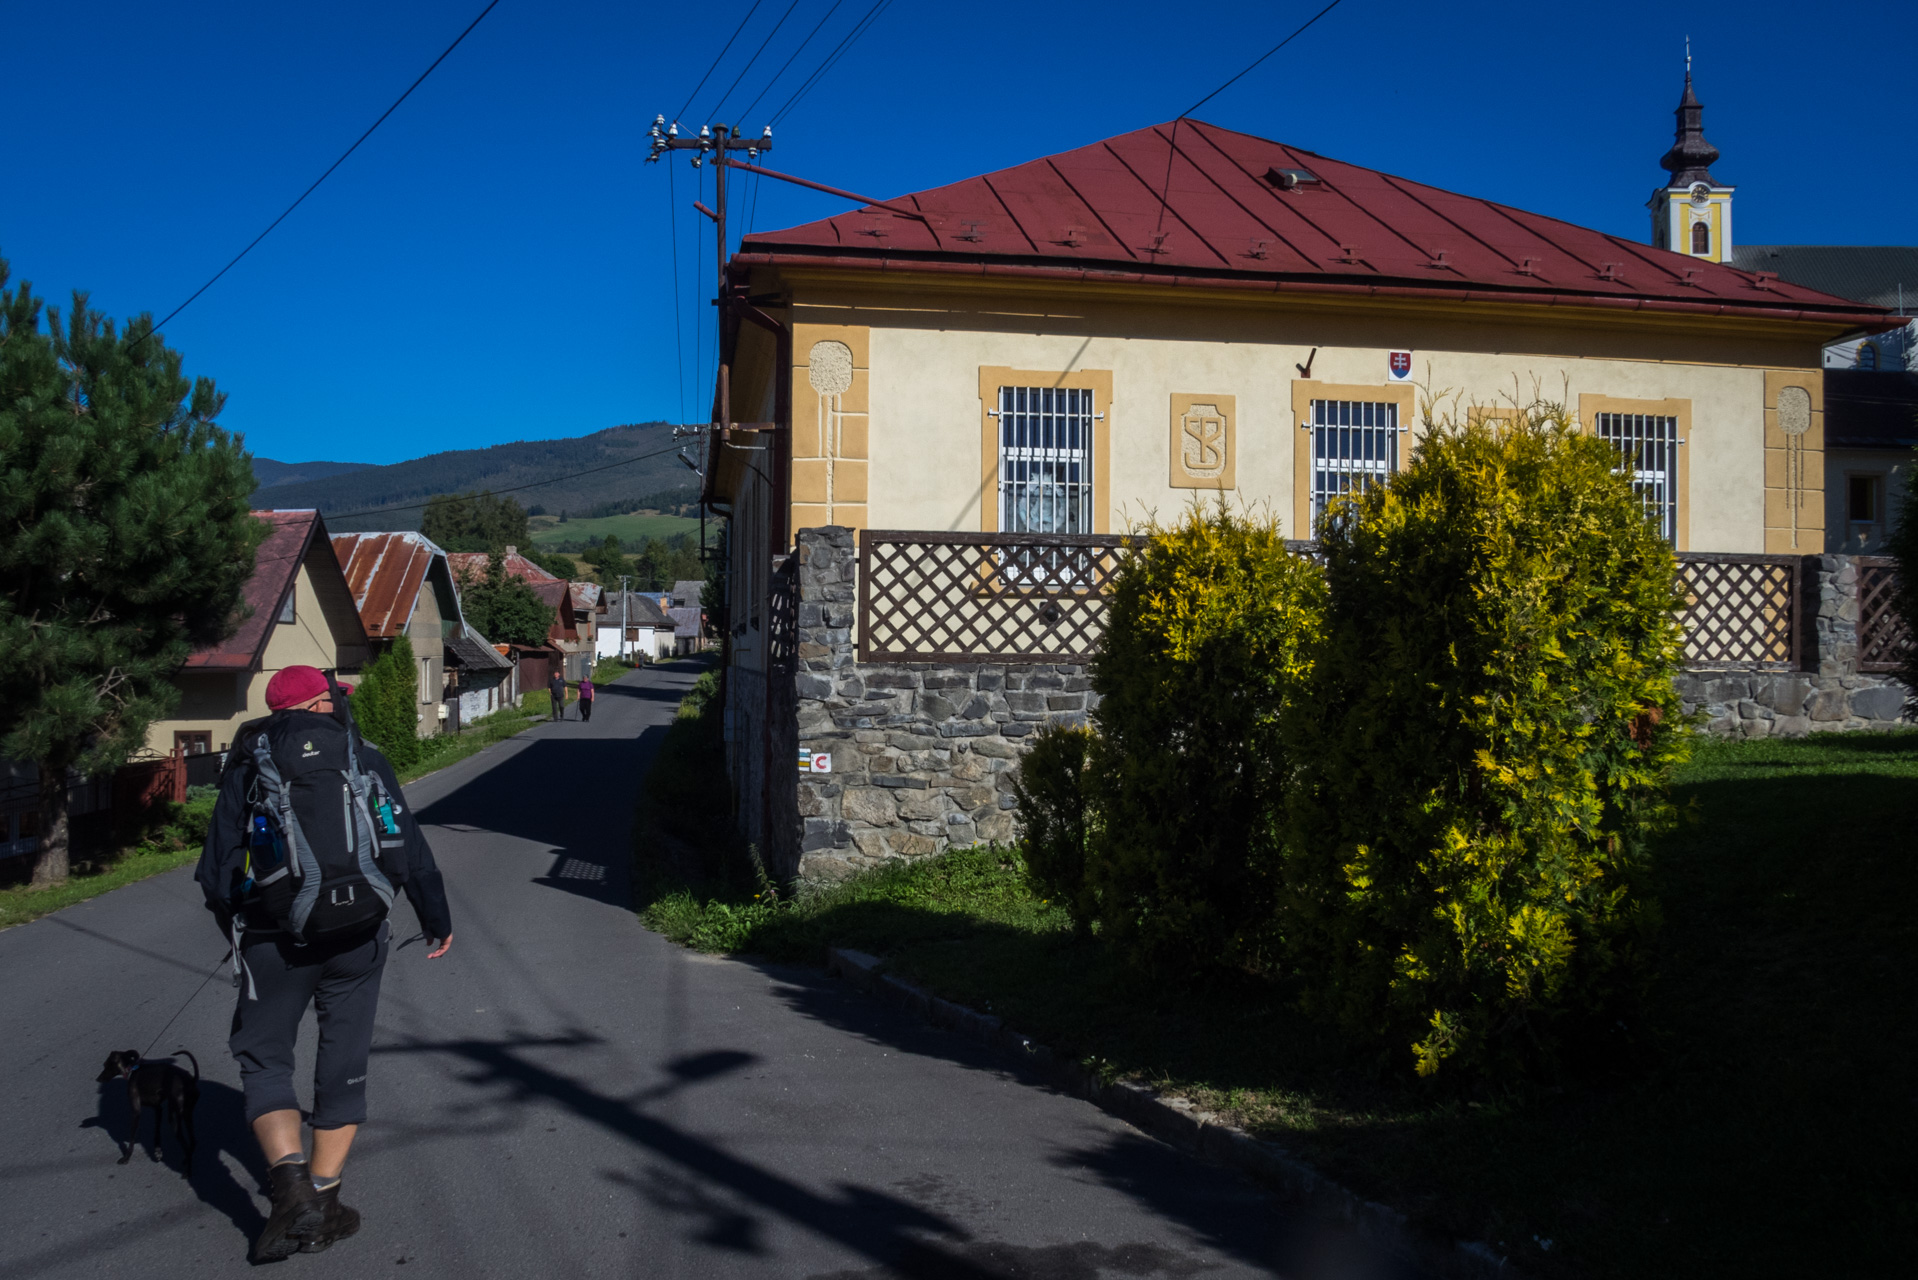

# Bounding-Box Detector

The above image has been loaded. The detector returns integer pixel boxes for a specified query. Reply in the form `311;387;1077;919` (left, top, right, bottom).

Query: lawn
637;726;1918;1278
526;511;701;549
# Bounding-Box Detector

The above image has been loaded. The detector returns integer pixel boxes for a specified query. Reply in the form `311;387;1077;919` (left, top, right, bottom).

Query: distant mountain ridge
252;459;375;489
251;423;696;533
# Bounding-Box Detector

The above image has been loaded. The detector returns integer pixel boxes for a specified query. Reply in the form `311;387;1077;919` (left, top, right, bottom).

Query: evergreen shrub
1086;503;1323;970
1281;403;1688;1077
351;635;421;768
1009;724;1096;930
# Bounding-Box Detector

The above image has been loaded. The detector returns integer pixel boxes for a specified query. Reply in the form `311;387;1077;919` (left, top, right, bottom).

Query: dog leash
141;952;231;1059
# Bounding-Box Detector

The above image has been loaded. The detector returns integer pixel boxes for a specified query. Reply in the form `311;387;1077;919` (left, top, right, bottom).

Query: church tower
1649;59;1734;263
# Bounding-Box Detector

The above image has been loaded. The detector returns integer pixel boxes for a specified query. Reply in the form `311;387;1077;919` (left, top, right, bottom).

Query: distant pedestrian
578;676;595;723
548;668;565;721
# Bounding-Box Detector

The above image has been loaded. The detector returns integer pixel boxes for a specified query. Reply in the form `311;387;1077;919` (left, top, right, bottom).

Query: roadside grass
0;788;218;930
635;725;1918;1278
398;694;556;784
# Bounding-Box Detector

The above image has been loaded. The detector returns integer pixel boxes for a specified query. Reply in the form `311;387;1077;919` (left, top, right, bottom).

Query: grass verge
0;788;218;930
635;727;1918;1279
397;693;561;785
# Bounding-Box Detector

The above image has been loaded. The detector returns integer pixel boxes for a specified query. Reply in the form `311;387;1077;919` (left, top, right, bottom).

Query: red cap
265;665;353;711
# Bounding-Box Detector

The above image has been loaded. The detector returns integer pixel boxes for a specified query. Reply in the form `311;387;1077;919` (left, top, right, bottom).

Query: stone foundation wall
1677;555;1910;737
792;527;1095;883
784;531;1908;880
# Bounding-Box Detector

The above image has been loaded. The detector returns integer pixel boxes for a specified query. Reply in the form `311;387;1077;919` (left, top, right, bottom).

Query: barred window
996;386;1095;534
1308;398;1400;529
1596;412;1679;542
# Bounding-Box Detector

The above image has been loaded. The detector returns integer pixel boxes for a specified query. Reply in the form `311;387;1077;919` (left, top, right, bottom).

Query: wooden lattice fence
858;533;1818;671
858;531;1144;663
1856;556;1909;675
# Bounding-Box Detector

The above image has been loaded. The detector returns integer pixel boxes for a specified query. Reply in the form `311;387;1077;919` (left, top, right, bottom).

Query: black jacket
195;709;453;941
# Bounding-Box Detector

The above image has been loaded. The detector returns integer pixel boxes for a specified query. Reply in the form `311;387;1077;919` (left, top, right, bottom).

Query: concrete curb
825;947;1513;1279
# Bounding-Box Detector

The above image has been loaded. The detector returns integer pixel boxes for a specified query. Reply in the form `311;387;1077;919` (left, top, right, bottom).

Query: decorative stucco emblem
807;341;854;397
1777;385;1811;436
1169;393;1236;490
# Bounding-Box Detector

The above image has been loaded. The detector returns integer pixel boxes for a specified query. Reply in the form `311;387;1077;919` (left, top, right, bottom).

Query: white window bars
1308;398;1401;529
995;386;1096;534
1595;413;1680;542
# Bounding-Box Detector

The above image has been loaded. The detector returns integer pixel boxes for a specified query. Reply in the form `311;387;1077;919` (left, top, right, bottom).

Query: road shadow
734;957;1426;1280
369;1031;1219;1278
416;723;672;909
81;1077;267;1243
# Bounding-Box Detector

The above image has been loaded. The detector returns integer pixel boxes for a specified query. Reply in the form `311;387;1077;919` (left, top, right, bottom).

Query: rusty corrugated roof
445;549;562;587
737;119;1895;329
331;531;448;640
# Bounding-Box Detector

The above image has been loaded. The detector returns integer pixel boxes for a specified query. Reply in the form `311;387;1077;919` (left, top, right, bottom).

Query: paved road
0;663;1417;1279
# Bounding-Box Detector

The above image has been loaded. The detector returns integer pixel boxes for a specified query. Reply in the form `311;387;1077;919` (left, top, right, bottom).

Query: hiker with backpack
195;665;452;1263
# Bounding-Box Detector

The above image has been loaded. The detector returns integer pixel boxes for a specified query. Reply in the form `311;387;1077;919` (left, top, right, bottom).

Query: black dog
96;1049;199;1171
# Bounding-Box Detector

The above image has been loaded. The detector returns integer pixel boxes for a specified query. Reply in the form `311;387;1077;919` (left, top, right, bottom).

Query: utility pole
646;120;771;434
619;573;631;663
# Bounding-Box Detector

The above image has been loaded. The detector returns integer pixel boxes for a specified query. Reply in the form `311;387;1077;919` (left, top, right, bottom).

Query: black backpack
235;684;407;943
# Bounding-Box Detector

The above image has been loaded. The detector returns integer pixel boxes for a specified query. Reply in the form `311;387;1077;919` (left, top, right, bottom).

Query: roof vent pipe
1265;167;1320;190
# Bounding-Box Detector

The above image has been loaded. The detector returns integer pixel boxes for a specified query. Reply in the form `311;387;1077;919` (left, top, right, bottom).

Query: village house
699;87;1911;881
597;589;676;661
145;509;370;761
331;531;513;733
444;547;592;686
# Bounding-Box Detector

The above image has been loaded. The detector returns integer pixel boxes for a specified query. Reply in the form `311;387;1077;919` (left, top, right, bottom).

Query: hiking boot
298;1181;362;1253
252;1160;324;1263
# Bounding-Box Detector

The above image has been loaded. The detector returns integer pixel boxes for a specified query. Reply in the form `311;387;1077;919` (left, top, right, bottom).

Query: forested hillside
251;459;375;489
251;422;696;532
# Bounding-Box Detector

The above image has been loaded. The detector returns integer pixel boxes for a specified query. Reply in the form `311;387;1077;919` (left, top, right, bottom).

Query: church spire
1660;50;1720;187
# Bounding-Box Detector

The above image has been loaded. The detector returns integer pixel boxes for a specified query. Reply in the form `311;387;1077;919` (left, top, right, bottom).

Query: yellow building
697;117;1905;877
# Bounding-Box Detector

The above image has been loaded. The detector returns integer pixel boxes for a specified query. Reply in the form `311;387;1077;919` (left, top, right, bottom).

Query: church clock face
1689;182;1712;207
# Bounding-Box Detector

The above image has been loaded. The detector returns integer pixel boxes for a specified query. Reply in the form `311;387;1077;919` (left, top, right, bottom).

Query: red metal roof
185;510;367;671
331;532;445;640
737;119;1894;328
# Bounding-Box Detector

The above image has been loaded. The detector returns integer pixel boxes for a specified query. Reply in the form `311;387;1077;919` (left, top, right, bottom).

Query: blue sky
4;0;1912;465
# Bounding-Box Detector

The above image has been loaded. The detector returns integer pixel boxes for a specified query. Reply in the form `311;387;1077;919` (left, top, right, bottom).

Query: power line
674;1;763;123
128;0;504;352
1180;0;1347;119
736;0;843;123
769;0;892;128
1152;0;1349;234
707;0;802;124
324;442;692;520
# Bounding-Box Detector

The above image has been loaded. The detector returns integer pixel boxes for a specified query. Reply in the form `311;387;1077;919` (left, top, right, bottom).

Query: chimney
505;545;517;557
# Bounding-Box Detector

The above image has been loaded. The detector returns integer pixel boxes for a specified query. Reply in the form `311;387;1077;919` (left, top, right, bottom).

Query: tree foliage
1008;724;1097;932
1282;402;1687;1077
458;552;554;648
351;635;419;768
421;490;529;553
0;255;262;886
1083;503;1324;970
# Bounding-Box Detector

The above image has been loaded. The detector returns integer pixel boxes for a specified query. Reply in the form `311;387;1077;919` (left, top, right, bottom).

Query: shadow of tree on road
369;1032;1224;1278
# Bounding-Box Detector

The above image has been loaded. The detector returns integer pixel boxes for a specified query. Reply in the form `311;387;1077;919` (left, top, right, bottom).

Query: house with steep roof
697;103;1908;878
445;546;594;683
597;590;675;661
332;531;513;736
145;509;370;758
